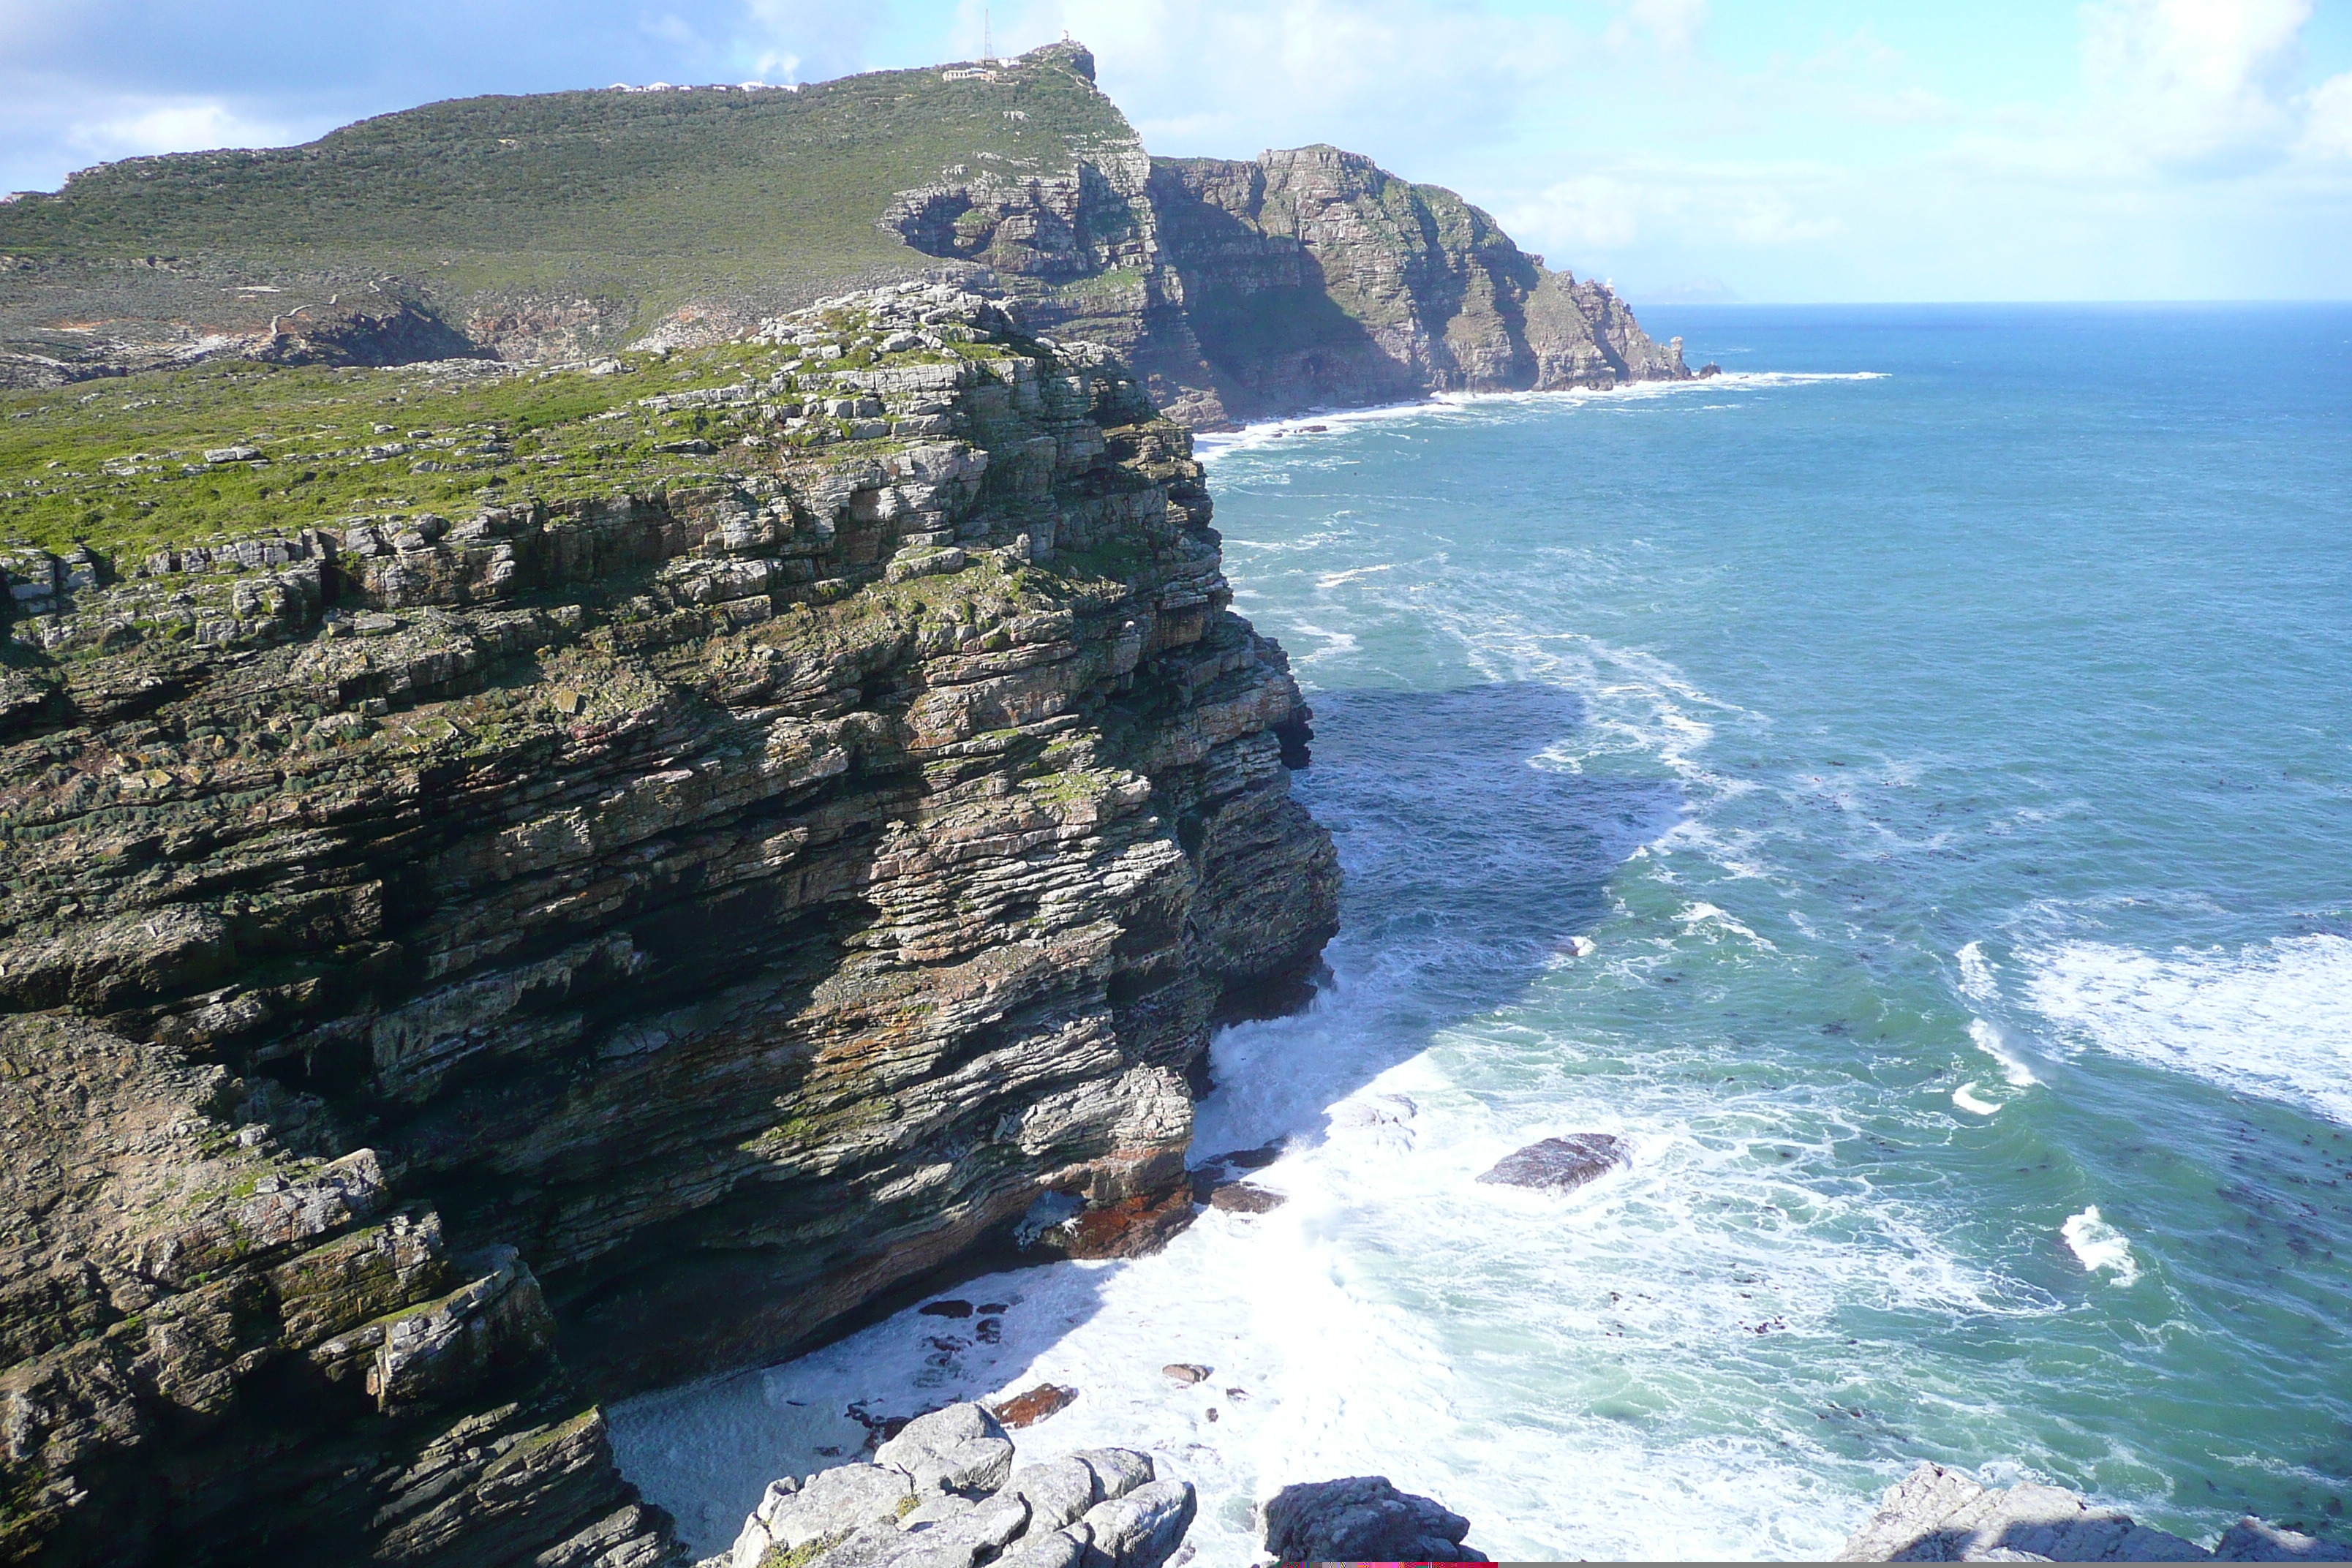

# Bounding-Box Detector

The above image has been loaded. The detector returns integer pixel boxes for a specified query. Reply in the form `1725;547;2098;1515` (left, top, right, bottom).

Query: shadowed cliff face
1136;147;1688;423
0;290;1336;1567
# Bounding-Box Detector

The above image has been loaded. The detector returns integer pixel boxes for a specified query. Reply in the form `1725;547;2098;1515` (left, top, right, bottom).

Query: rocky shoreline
0;287;1334;1565
681;1382;2352;1568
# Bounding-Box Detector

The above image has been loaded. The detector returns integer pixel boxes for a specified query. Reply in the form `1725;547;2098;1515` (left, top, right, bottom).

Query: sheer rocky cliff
0;286;1336;1566
1131;146;1688;423
0;43;1689;426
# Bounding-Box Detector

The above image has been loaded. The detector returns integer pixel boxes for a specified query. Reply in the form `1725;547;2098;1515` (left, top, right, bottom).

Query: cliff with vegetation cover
0;284;1336;1566
0;43;1690;426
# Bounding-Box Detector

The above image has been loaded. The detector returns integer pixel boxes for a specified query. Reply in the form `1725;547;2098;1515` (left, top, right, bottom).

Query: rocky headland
0;286;1335;1565
0;43;1692;426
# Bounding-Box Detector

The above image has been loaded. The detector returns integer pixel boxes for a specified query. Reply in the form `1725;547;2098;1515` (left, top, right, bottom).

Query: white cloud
736;0;874;83
1607;0;1707;60
1000;0;1706;169
1509;174;1650;252
2304;71;2352;159
63;98;308;165
2081;0;2312;169
1502;161;1842;275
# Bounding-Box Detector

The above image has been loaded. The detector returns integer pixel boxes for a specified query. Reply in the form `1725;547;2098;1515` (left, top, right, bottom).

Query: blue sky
4;0;2348;301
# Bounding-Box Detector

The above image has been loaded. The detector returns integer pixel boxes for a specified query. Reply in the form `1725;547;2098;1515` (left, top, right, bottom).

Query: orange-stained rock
990;1384;1081;1429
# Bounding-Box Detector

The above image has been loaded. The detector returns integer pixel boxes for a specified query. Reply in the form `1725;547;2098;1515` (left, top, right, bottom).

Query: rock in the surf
730;1406;1187;1568
1260;1475;1488;1563
2212;1516;2352;1561
1477;1133;1630;1191
1196;1175;1285;1212
1835;1461;2352;1561
989;1384;1079;1429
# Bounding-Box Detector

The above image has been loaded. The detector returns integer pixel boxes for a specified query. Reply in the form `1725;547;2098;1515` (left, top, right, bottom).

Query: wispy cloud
63;97;310;165
2081;0;2313;171
2304;70;2352;159
0;0;2343;298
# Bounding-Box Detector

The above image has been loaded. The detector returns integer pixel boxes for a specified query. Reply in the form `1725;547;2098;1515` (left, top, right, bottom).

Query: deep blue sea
615;304;2352;1561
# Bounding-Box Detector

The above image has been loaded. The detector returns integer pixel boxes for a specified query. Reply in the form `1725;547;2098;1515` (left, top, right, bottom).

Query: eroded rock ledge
0;288;1337;1567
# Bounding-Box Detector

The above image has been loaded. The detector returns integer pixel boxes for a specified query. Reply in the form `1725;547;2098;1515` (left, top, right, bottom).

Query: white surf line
1953;1082;2001;1115
2062;1205;2141;1286
1193;372;1891;461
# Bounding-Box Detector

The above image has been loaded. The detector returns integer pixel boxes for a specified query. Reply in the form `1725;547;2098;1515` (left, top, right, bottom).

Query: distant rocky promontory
0;42;1690;424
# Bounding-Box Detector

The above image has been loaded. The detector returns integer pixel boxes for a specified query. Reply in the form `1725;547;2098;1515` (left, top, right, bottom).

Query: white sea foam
2062;1206;2141;1286
1967;1017;2041;1088
1956;941;1998;1003
1315;565;1395;587
1678;901;1778;950
1280;620;1360;666
1194;371;1888;461
614;1030;2008;1562
2020;934;2352;1123
1952;1082;2001;1115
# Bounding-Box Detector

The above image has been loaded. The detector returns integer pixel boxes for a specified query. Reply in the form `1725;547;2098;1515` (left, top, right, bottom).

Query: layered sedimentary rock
0;287;1336;1566
1135;146;1686;423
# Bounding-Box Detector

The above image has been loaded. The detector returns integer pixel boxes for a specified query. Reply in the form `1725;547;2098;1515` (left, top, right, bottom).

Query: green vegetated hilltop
0;44;1132;338
1;68;1121;280
0;38;1696;569
0;301;1024;566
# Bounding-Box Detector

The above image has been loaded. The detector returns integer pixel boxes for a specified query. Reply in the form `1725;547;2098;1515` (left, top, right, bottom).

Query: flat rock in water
988;1384;1078;1429
1261;1476;1487;1564
1193;1172;1284;1212
1161;1363;1210;1385
1477;1133;1629;1191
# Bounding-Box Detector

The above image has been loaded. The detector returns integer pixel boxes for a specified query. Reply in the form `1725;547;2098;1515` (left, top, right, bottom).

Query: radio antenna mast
983;8;992;62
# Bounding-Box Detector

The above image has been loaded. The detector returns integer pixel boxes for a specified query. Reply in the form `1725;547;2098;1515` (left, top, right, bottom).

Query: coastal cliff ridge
0;284;1336;1566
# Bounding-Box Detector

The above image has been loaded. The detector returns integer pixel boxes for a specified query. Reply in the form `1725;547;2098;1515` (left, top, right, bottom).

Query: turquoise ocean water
614;305;2352;1561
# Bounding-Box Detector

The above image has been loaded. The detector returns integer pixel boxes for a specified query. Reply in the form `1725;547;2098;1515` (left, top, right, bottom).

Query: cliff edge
0;286;1336;1565
0;42;1689;425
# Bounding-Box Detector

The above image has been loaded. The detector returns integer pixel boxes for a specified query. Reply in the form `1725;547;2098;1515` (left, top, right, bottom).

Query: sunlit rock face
0;289;1336;1567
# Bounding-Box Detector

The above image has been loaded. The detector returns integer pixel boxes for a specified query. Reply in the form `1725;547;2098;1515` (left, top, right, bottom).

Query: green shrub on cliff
0;331;987;561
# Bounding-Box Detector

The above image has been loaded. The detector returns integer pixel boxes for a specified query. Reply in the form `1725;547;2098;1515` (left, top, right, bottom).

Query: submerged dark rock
1202;1180;1284;1213
1476;1133;1631;1191
1260;1475;1487;1564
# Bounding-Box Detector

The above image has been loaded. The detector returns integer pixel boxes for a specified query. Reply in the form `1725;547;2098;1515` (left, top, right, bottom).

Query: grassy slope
0;321;1025;562
0;50;1128;318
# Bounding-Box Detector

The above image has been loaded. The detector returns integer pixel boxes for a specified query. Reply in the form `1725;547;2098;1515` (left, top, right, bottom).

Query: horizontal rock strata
0;289;1336;1567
